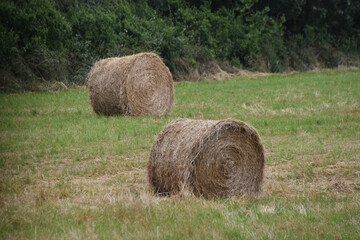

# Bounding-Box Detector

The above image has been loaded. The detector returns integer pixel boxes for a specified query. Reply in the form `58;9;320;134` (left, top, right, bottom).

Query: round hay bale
87;52;174;116
147;118;265;198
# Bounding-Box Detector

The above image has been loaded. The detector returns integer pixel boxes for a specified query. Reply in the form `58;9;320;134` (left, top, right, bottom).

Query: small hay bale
87;52;174;116
148;118;265;198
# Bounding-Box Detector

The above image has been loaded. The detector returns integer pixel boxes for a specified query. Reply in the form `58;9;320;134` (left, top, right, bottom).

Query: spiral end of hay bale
87;52;174;116
147;118;265;198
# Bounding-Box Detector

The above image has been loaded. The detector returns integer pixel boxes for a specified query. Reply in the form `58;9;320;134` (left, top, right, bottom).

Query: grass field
1;69;359;239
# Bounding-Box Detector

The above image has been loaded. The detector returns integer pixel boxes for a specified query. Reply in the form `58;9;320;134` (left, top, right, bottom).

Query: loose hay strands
148;118;265;198
87;52;174;116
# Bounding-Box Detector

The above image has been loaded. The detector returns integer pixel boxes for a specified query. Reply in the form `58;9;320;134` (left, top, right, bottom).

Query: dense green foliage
1;0;359;91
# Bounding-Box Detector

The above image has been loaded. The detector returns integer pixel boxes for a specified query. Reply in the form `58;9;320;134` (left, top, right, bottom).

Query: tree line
1;0;359;91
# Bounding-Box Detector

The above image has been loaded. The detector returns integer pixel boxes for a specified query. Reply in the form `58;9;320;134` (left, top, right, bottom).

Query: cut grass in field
0;69;359;239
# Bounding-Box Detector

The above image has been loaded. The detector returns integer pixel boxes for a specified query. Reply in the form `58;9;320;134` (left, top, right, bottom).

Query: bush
0;0;359;92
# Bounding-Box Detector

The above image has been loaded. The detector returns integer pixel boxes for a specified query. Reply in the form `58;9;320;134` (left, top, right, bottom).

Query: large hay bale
87;52;174;116
148;118;265;198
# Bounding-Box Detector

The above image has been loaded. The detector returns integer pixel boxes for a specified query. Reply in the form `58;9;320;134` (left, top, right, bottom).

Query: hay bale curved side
147;118;265;198
87;56;133;115
87;52;174;116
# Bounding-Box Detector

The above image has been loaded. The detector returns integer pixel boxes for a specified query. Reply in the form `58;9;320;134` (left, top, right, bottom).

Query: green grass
1;69;360;239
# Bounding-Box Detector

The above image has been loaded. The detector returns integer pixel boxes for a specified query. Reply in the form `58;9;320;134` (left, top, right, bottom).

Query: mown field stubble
0;69;359;239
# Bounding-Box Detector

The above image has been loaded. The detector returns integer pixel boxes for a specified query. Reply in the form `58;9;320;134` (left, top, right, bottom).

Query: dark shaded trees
0;0;359;91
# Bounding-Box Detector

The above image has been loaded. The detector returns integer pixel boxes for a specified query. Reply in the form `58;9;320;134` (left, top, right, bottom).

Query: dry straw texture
87;52;174;116
148;118;265;198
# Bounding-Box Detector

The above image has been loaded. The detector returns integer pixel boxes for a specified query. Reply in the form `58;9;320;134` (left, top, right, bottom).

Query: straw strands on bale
148;118;265;198
87;52;174;116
